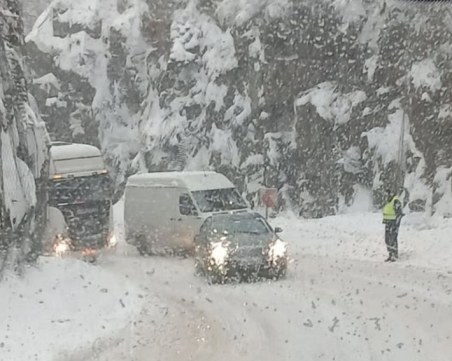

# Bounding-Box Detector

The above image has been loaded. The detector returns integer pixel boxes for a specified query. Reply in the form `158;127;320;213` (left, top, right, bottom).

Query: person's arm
394;199;404;224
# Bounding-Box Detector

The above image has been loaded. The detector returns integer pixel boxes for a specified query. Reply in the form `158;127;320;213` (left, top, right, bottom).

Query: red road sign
260;188;278;208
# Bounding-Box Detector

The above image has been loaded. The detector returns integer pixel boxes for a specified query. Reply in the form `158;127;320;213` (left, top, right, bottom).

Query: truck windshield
49;175;112;205
191;188;247;213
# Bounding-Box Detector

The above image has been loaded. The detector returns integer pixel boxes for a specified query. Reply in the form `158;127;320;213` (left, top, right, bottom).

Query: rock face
26;0;452;217
0;0;49;271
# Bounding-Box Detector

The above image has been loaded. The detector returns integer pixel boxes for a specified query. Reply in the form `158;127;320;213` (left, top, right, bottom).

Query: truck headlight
53;235;71;256
108;234;118;248
268;239;287;264
210;242;229;266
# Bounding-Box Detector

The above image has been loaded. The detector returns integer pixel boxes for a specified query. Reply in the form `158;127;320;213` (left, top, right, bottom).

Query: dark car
194;212;288;283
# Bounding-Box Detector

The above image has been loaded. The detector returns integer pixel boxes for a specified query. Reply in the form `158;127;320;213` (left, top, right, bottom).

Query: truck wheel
83;253;98;264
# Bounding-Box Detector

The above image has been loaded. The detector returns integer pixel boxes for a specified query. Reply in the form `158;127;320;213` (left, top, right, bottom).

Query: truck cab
46;142;113;254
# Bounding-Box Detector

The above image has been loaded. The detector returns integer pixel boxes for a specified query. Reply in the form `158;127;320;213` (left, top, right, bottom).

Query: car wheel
207;271;225;285
277;266;287;279
273;265;287;280
194;257;204;276
136;236;152;256
266;265;287;280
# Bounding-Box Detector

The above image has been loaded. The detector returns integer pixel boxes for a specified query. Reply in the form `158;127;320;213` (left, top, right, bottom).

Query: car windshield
212;216;271;236
191;188;247;213
49;175;112;205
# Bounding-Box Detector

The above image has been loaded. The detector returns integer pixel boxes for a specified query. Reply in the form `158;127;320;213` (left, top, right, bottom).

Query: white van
124;171;248;255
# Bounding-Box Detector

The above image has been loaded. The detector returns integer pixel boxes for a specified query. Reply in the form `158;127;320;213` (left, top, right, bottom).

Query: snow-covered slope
0;257;143;361
25;0;452;217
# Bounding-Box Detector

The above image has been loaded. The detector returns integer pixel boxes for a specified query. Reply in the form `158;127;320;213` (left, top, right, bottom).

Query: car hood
226;233;275;248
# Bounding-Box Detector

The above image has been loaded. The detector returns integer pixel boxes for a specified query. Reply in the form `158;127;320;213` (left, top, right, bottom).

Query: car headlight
268;239;287;264
210;241;229;267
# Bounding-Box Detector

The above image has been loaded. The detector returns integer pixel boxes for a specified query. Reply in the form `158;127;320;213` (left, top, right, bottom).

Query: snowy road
4;208;450;361
83;245;452;361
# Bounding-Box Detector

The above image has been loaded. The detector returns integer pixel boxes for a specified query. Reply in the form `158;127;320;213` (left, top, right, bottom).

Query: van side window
179;194;198;216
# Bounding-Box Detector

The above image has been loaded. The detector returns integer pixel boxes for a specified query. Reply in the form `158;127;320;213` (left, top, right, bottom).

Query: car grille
232;246;266;260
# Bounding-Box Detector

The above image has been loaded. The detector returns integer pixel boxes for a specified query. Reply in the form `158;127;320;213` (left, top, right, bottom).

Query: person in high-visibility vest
382;189;404;262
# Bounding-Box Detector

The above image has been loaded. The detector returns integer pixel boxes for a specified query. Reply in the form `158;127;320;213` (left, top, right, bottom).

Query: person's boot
384;255;392;262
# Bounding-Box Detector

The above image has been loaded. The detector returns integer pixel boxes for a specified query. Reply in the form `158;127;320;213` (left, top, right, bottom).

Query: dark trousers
385;221;399;258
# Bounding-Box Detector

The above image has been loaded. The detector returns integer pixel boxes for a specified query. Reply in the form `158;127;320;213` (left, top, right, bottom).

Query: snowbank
276;212;452;272
0;257;143;361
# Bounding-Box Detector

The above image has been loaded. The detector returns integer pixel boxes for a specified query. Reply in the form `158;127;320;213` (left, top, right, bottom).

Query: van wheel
136;236;152;256
137;244;155;256
137;244;147;256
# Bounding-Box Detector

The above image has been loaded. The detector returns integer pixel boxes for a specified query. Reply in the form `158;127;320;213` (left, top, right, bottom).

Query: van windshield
49;175;112;205
191;188;247;213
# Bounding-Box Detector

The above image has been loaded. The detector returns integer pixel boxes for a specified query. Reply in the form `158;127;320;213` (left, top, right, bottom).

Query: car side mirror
274;227;283;234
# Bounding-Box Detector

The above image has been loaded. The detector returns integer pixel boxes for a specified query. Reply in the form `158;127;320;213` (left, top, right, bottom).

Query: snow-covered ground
1;202;451;360
277;211;452;272
0;256;143;361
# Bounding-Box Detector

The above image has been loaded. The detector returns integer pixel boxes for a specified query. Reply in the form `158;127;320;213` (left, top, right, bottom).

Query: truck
44;142;114;257
124;171;249;256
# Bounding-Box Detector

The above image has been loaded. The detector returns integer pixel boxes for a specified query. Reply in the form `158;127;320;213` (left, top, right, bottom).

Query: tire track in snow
74;249;452;361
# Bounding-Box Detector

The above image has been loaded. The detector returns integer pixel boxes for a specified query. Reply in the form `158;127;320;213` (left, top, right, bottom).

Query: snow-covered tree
0;0;49;275
26;0;452;217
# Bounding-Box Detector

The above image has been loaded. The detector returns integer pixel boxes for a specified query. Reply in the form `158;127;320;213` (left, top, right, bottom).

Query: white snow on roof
49;143;105;177
50;143;102;160
127;171;235;191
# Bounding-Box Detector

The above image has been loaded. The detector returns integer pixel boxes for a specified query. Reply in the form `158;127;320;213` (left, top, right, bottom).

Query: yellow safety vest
382;196;399;221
